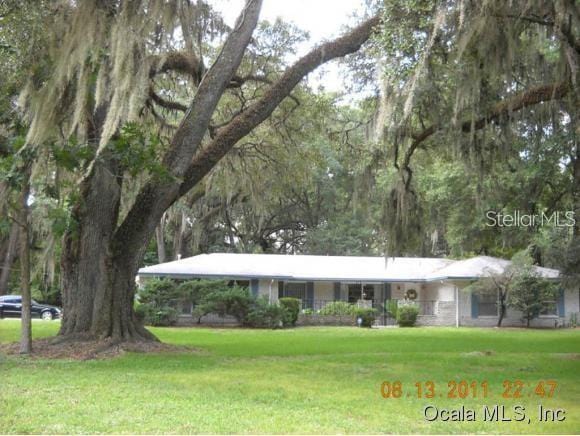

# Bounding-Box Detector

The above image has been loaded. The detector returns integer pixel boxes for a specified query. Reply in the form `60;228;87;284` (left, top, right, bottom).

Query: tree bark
0;221;19;295
18;164;32;354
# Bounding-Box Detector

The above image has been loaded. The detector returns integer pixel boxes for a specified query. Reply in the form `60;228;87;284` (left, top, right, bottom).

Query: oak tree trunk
59;157;157;342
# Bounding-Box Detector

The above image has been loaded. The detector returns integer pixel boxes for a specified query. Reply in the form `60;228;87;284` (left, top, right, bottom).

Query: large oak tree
17;0;380;342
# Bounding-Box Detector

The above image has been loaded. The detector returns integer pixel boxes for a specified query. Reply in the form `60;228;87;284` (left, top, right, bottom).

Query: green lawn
0;320;579;434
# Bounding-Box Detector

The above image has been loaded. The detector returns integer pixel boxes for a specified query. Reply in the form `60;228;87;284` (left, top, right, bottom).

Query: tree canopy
0;0;577;345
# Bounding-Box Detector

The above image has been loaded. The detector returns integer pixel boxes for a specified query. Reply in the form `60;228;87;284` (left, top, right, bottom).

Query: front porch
272;279;457;326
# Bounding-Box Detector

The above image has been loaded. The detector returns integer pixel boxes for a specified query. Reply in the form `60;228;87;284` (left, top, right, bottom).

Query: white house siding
314;282;334;301
565;287;579;319
459;285;578;327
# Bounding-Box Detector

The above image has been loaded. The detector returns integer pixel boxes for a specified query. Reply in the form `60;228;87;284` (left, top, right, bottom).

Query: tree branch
113;0;263;252
179;14;381;196
148;87;188;112
403;81;570;170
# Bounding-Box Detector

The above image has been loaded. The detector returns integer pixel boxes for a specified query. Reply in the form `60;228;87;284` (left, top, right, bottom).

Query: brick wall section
460;315;567;328
176;314;239;326
297;314;355;326
416;301;456;326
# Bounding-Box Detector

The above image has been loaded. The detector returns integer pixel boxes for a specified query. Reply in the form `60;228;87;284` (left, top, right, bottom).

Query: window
348;284;361;303
284;282;306;300
348;284;375;303
180;300;193;315
540;300;558;316
362;284;375;301
478;290;498;316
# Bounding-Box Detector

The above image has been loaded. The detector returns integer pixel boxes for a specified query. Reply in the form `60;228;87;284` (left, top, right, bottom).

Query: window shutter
471;293;479;318
333;282;341;300
278;281;284;298
306;282;314;309
250;279;259;297
557;288;565;317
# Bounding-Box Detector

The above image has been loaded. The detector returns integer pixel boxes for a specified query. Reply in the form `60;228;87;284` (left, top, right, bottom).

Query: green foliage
355;307;377;327
507;269;559;327
194;287;292;329
177;279;228;304
194;286;254;323
139;279;180;307
245;298;287;329
319;301;357;316
278;297;300;326
385;299;398;318
397;304;419;327
137;279;181;326
112;123;172;180
135;304;178;327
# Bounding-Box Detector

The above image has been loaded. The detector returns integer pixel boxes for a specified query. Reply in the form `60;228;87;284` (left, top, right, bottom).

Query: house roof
137;253;561;282
425;255;560;280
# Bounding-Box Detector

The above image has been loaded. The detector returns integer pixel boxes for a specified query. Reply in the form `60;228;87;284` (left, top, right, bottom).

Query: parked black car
0;295;61;320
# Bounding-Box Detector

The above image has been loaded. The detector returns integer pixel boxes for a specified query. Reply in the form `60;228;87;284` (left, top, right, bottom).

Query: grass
0;320;579;434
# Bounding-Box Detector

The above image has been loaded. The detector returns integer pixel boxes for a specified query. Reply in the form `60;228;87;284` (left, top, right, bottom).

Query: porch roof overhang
138;253;561;283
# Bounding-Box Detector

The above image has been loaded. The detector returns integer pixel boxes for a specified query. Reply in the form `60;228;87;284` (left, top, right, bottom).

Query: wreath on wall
405;288;418;300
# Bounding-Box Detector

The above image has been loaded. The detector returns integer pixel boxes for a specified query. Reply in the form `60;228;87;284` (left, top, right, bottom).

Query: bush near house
278;297;301;326
385;299;398;319
136;278;181;326
135;304;178;327
355;307;377;327
397;303;419;327
245;298;287;328
319;301;357;316
137;280;290;328
194;286;255;323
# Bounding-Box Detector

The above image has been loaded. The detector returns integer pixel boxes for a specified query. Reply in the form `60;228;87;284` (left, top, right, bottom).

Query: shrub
355;307;377;327
244;298;288;328
136;304;178;326
385;299;398;318
302;308;315;315
319;301;357;316
278;297;301;326
137;279;181;326
134;303;146;322
397;304;419;327
197;286;254;322
138;278;180;307
148;307;179;326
